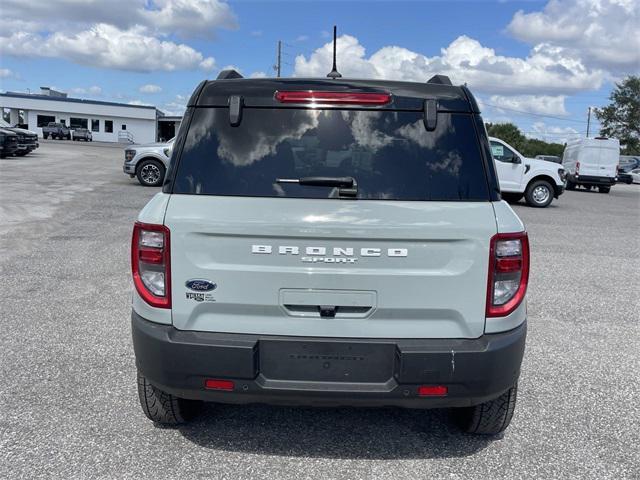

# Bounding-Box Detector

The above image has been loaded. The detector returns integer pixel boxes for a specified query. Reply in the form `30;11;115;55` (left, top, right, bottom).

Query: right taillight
487;232;529;317
131;222;171;308
575;161;580;174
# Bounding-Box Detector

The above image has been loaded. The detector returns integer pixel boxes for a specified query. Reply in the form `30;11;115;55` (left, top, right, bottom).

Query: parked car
123;137;173;186
562;137;620;193
619;155;640;172
72;128;92;142
631;168;640;184
0;119;39;156
535;155;562;164
490;137;566;207
131;71;529;435
42;122;71;140
0;128;19;158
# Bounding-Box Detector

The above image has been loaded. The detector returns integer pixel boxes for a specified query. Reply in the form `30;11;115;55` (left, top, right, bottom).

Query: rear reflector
275;90;391;105
418;385;448;397
204;379;235;391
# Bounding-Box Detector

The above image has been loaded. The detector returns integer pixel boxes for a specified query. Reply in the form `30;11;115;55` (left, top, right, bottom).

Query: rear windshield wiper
276;176;358;197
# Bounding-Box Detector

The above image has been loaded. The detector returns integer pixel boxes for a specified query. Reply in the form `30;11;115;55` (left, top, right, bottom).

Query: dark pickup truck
0;128;19;158
43;122;71;140
0;120;39;156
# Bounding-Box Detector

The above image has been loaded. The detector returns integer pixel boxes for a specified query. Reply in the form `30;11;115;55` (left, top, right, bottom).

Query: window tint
105;120;113;133
490;141;516;163
173;108;489;201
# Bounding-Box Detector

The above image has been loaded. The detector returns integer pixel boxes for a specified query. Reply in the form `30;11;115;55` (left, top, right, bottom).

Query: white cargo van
563;137;620;193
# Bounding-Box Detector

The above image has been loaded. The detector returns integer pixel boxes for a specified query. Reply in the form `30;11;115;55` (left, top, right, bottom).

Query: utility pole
586;107;591;137
274;40;282;77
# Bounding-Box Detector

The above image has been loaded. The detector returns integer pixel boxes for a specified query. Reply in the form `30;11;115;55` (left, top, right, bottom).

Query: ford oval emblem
185;279;217;292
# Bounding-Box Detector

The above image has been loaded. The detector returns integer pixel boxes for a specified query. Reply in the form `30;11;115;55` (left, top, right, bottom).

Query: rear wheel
137;371;200;425
501;192;524;204
598;186;611;193
136;159;165;187
525;180;553;208
455;384;518;435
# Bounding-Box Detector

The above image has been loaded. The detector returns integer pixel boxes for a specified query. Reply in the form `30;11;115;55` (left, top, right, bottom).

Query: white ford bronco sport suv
490;137;566;208
131;70;529;435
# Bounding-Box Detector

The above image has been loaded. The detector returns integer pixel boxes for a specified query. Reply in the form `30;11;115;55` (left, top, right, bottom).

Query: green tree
595;76;640;154
486;122;565;157
486;122;527;151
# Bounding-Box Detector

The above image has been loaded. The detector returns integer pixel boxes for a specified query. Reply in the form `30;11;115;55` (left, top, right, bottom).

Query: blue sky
1;0;638;143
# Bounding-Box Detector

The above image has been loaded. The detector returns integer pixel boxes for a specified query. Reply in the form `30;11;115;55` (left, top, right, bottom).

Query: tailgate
165;196;497;339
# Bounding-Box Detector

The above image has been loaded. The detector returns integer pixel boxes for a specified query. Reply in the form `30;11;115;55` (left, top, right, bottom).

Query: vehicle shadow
177;403;496;460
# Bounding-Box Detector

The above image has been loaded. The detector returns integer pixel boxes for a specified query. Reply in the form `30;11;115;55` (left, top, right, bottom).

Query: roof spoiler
427;74;452;86
217;69;244;80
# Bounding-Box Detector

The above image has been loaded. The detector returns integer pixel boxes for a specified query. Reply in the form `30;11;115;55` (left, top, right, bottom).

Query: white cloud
294;34;606;96
128;99;153;106
0;24;216;73
0;0;237;39
139;84;163;94
508;0;640;73
161;94;189;116
0;1;231;72
70;85;103;96
488;95;568;116
140;0;238;39
526;121;582;144
251;30;263;37
296;35;309;42
0;68;14;78
249;71;267;78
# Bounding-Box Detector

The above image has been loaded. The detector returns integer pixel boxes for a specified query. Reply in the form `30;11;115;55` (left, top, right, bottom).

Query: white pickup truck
490;137;566;208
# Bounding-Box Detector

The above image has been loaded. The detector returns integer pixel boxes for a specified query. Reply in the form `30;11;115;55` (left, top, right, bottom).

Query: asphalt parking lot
1;141;639;479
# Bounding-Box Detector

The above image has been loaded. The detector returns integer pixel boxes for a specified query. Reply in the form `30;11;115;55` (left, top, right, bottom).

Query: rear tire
502;192;524;204
598;186;610;193
137;371;200;425
525;179;553;208
455;384;518;435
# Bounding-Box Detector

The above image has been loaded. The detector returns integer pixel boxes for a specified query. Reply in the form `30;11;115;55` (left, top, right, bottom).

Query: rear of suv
131;71;529;435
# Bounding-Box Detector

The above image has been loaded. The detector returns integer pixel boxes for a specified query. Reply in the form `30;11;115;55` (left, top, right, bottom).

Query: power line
483;103;589;124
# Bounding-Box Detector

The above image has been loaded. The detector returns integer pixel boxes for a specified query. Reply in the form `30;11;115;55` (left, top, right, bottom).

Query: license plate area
259;340;395;383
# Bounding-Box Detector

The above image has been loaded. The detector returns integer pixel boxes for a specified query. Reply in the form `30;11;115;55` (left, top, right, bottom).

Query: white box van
563;137;620;193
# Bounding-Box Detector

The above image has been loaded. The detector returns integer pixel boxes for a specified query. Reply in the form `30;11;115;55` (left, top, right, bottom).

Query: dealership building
0;87;181;144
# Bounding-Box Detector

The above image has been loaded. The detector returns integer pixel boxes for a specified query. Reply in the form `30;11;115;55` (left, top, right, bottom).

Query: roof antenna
326;25;342;79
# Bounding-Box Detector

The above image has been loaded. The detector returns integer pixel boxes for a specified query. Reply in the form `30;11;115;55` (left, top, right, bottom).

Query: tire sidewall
136;159;165;187
525;180;553;208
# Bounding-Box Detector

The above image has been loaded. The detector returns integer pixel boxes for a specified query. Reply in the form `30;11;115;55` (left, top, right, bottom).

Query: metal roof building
0;88;180;143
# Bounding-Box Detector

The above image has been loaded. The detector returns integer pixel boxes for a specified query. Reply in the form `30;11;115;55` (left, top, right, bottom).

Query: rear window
172;108;489;201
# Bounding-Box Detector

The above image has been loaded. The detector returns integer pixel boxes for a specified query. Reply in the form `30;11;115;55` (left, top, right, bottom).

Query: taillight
576;161;580;174
275;90;391;105
486;232;529;317
131;222;171;308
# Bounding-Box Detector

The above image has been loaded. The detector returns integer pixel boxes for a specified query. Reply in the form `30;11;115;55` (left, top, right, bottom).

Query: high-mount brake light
275;91;391;105
131;222;171;308
486;232;529;317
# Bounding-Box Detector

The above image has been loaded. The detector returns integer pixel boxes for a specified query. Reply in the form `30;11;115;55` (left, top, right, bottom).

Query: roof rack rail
217;69;244;80
427;74;452;86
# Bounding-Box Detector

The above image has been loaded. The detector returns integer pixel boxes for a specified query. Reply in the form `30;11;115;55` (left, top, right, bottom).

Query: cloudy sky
1;0;638;142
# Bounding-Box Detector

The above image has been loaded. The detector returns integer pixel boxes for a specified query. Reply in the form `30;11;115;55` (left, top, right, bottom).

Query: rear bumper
570;174;616;186
132;311;526;408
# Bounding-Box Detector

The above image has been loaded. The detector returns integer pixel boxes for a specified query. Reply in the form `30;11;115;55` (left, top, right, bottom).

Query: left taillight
131;222;171;308
486;232;529;317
